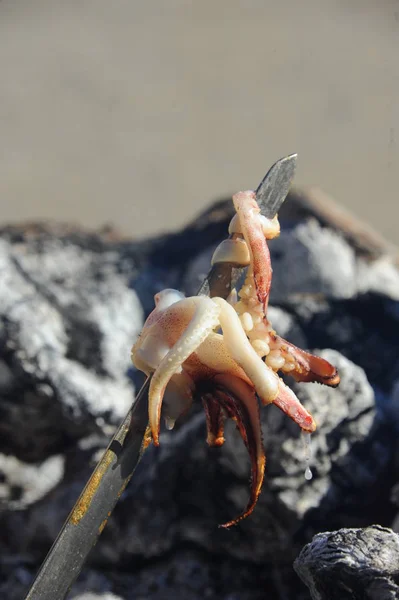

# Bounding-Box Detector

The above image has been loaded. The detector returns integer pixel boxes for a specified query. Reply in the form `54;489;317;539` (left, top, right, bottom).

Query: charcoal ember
0;560;34;600
0;228;144;461
68;549;308;600
72;595;121;600
0;453;64;508
387;381;399;434
390;444;399;534
392;485;399;534
268;220;399;304
292;293;399;392
67;569;121;600
0;433;112;565
0;189;398;600
294;525;399;600
269;220;358;301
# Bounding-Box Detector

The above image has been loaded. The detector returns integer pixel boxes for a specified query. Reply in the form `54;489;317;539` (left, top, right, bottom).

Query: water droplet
165;416;176;431
302;431;313;482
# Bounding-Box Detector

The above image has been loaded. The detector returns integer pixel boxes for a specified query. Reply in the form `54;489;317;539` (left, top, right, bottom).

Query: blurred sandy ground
0;0;398;241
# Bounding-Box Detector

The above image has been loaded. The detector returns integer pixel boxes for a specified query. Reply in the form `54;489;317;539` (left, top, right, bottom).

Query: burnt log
294;525;399;600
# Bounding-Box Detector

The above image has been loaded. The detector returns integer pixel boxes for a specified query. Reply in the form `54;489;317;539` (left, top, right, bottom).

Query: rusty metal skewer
24;154;297;600
25;377;150;600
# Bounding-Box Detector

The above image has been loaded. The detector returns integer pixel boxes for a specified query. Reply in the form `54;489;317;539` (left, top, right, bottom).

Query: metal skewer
24;154;297;600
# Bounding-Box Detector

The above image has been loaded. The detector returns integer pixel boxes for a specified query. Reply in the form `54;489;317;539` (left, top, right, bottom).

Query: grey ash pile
0;189;399;599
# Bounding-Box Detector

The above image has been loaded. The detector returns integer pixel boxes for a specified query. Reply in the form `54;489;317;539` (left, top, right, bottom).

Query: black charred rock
294;525;399;600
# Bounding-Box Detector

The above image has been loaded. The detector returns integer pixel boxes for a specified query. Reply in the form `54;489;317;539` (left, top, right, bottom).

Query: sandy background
0;1;398;242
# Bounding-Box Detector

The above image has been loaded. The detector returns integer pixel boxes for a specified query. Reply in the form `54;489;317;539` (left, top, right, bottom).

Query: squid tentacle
202;394;225;448
213;375;265;528
162;372;195;430
233;191;273;310
275;336;340;387
149;297;220;444
273;379;316;433
212;297;279;403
